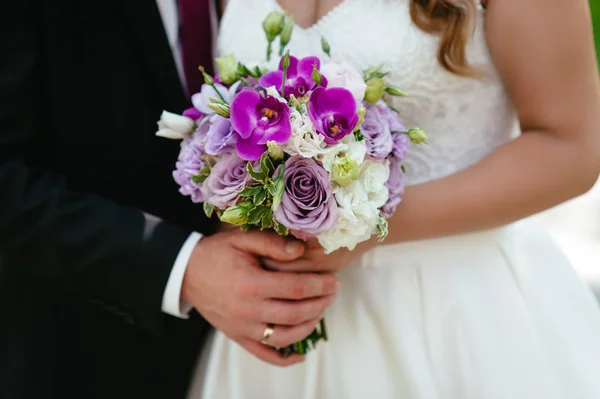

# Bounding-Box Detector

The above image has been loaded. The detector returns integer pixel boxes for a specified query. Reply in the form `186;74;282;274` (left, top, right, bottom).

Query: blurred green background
593;1;599;64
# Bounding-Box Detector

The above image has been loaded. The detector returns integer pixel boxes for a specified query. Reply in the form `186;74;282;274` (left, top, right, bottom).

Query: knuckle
230;303;253;321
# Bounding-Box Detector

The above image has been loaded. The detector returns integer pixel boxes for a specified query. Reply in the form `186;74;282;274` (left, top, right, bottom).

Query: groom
0;1;338;398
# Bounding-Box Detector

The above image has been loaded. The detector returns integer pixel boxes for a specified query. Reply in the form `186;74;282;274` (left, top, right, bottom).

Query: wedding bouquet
156;11;426;355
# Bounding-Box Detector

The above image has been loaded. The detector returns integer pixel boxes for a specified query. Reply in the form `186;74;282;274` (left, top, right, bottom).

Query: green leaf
247;162;268;182
240;224;251;232
260;152;276;176
254;188;268;205
191;166;211;184
376;213;389;242
203;203;215;218
266;180;278;197
274;220;289;236
271;163;286;211
261;209;274;230
401;165;406;173
353;130;365;142
247;206;270;225
239;184;263;198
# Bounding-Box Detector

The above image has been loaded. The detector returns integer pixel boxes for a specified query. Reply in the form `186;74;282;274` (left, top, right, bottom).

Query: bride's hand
263;238;375;274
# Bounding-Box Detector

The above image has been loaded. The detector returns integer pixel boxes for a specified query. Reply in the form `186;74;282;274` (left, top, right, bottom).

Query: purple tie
178;0;213;94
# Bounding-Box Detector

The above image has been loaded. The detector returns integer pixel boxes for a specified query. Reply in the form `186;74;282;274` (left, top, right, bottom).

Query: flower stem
266;41;273;62
210;83;228;104
320;318;328;341
280;50;291;98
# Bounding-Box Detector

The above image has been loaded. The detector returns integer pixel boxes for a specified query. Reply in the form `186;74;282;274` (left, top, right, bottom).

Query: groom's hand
182;230;341;367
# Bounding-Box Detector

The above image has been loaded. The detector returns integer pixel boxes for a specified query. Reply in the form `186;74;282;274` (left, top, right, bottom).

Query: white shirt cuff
161;232;203;318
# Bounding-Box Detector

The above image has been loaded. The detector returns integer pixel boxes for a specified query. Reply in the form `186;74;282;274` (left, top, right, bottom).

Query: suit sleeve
0;1;191;335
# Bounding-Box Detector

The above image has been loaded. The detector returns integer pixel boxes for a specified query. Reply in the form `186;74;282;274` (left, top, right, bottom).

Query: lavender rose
381;157;405;218
275;157;337;240
202;152;248;210
173;132;206;203
361;103;394;160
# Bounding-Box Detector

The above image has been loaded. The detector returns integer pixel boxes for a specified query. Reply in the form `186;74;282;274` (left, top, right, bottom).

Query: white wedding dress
190;0;600;397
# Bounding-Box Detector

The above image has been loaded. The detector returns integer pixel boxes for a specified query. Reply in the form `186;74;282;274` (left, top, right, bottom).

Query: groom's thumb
233;231;305;261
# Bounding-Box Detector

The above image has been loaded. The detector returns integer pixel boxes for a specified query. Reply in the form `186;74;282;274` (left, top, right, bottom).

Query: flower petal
297;56;321;81
257;113;292;145
230;90;260;139
258;71;284;91
317;87;357;119
236;134;267;161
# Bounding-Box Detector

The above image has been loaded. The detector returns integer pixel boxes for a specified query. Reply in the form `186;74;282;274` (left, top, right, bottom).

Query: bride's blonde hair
410;0;482;76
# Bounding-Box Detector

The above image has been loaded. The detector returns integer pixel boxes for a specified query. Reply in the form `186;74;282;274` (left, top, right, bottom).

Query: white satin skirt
189;220;600;399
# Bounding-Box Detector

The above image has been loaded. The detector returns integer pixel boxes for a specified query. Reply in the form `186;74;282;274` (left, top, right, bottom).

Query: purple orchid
182;107;203;121
230;89;292;161
308;87;360;144
259;56;327;98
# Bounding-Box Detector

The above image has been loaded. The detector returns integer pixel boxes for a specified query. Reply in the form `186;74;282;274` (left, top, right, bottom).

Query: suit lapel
113;0;189;111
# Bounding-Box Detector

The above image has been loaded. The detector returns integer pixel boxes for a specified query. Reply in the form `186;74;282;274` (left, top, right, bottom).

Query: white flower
283;109;330;158
156;111;195;139
265;86;288;103
360;160;390;193
320;61;367;103
317;207;377;254
360;160;390;208
320;134;367;175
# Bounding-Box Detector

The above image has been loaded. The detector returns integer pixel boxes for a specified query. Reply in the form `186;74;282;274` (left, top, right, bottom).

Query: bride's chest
217;0;490;87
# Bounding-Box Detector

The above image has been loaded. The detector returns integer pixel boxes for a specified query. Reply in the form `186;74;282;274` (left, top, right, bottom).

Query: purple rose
392;133;411;163
361;103;394;160
259;56;328;99
275;157;337;240
230;89;292;161
308;87;359;144
381;157;405;218
173;131;206;203
202;152;248;210
204;115;238;155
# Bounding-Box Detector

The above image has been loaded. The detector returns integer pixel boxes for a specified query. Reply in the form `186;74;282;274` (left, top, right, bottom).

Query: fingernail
285;241;302;254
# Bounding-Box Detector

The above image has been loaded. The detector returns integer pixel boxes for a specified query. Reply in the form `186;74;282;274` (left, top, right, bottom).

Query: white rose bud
156;111;195;139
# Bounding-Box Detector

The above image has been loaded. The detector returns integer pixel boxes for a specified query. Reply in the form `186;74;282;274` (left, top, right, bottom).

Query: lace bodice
216;0;519;185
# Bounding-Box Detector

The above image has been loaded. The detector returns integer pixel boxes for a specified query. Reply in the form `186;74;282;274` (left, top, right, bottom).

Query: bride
192;0;600;397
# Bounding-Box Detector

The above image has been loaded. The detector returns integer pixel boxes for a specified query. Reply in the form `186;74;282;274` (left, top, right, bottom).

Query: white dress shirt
157;0;202;319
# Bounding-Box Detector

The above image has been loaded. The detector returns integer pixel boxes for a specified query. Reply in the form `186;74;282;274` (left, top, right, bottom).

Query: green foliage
592;1;600;65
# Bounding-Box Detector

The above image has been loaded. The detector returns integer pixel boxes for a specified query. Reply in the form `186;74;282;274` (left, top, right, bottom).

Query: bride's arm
263;0;600;273
385;0;600;244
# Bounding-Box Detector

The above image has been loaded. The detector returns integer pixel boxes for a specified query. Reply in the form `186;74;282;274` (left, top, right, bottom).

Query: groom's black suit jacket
0;1;218;398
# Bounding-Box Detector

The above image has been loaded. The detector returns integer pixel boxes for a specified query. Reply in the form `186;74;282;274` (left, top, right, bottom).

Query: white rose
360;160;390;193
320;61;367;103
283;109;330;158
156;111;195;139
317;207;377;254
